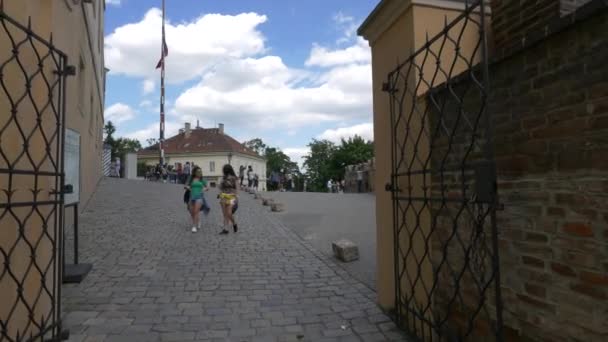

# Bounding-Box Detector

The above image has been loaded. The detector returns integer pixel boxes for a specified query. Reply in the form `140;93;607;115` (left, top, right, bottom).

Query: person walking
253;173;259;191
247;166;254;190
219;164;239;235
183;162;191;184
184;166;208;233
239;165;246;186
357;170;364;193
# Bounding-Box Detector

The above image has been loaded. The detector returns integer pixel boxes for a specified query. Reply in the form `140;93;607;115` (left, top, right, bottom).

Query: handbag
232;199;238;214
183;189;190;203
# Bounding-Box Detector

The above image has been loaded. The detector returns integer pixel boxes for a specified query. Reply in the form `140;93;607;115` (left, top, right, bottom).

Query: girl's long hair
222;164;236;177
189;166;202;185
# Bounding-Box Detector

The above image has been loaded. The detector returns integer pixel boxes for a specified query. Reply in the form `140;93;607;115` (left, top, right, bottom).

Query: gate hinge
64;65;76;76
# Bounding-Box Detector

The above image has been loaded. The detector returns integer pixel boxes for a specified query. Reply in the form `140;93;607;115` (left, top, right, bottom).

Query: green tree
243;138;267;156
303;139;336;192
265;147;299;177
331;136;374;175
103;121;142;159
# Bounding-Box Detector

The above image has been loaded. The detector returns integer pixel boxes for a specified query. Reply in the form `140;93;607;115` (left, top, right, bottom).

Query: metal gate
1;5;68;342
384;1;503;341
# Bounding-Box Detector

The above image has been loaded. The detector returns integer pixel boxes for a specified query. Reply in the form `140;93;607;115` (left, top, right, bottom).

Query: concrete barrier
271;203;285;212
332;239;359;262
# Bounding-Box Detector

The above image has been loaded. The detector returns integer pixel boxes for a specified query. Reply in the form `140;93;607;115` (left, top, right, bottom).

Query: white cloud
105;9;267;83
142;79;155;94
104;103;137;123
109;9;373;134
105;0;121;6
283;147;310;168
305;37;370;67
173;55;372;129
318;123;374;143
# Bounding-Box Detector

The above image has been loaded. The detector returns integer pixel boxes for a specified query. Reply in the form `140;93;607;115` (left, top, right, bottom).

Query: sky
103;0;379;166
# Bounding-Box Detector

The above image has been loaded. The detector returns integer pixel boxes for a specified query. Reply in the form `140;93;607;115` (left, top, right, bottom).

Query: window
209;161;215;172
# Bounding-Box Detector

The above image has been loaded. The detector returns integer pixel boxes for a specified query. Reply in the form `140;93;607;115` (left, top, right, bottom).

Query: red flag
155;38;168;69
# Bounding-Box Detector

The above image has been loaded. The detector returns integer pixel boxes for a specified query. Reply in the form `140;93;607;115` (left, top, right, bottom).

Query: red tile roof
138;128;263;159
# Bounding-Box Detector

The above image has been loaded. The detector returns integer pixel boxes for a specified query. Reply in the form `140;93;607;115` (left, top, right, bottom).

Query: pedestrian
327;179;332;193
218;164;239;235
183;162;191;185
254;173;259;191
239;165;246;186
184;166;208;233
115;158;121;178
247;166;253;189
357;170;363;193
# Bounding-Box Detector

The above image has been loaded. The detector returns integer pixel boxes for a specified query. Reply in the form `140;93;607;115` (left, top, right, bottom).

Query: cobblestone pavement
62;178;409;342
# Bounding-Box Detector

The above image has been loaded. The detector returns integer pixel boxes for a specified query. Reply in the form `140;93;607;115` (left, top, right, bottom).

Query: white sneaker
191;227;197;233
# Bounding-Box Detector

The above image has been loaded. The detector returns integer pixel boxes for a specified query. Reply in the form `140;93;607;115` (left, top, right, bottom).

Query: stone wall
344;159;375;193
428;3;607;341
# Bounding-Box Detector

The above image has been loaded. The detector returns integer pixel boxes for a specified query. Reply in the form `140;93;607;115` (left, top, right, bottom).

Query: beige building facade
0;0;105;340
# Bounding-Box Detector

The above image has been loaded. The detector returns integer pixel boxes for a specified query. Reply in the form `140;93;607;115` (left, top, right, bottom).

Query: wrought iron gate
1;5;68;342
384;1;503;341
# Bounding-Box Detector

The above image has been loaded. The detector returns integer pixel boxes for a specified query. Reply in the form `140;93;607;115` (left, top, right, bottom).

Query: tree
265;147;299;177
243;138;267;156
303;139;336;192
103;121;141;159
146;138;158;147
331;136;374;174
104;121;116;144
302;135;374;192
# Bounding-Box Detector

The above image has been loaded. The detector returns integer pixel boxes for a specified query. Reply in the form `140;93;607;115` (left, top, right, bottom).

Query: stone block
332;239;359;262
271;203;284;212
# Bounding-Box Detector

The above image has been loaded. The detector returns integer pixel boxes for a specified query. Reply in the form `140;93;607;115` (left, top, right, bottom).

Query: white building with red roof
138;123;266;189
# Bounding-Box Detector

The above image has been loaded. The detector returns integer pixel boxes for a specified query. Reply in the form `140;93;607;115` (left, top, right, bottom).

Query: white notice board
64;129;80;205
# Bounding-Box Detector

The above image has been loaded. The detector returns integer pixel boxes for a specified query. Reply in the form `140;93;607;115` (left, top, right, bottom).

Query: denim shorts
190;195;203;205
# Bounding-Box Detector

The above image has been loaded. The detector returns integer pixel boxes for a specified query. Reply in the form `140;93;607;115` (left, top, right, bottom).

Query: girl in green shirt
185;167;208;232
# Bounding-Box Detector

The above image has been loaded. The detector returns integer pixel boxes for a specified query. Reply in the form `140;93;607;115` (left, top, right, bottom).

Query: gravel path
62;178;409;342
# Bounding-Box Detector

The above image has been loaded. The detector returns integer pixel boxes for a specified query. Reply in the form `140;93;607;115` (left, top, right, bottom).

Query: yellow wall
0;1;104;339
359;0;491;315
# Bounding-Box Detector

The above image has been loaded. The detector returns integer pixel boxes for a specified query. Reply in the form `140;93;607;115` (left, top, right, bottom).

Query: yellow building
138;123;267;189
0;0;105;340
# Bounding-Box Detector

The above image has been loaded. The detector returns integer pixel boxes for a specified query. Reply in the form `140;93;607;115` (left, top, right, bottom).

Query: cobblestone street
62;178;408;342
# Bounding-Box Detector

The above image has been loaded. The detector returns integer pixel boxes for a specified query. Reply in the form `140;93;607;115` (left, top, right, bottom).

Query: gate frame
0;3;70;340
383;1;504;340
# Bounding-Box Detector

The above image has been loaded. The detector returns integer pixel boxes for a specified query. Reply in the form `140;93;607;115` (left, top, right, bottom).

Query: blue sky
103;0;379;164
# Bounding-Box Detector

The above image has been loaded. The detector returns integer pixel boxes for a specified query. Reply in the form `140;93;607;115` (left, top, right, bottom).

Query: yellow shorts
219;193;236;205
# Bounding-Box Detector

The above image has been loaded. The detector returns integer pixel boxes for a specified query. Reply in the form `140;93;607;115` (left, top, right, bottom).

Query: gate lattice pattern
0;3;67;341
384;1;503;341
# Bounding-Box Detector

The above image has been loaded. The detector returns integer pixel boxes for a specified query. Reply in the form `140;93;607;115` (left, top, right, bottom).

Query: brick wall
490;8;608;341
560;0;594;15
490;0;561;53
429;6;607;341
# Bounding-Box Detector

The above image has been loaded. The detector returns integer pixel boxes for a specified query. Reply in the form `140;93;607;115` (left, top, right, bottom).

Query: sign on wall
64;129;80;205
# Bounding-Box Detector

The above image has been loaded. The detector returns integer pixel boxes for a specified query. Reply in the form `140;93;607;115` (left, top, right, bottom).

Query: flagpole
159;0;166;166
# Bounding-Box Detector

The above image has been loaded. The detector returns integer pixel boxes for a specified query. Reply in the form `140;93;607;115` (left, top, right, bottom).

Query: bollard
332;239;359;262
271;203;285;212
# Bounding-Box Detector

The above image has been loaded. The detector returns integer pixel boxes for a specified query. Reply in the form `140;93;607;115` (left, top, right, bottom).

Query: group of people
268;169;295;192
238;165;260;191
183;163;239;235
327;179;345;193
145;161;197;184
